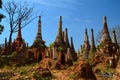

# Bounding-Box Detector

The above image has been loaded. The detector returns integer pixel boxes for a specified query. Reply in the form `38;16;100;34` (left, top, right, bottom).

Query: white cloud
30;0;83;10
74;18;81;22
3;0;83;9
74;18;92;24
85;19;92;23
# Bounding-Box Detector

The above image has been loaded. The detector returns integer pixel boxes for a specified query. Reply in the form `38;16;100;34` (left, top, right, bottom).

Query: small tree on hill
3;0;36;47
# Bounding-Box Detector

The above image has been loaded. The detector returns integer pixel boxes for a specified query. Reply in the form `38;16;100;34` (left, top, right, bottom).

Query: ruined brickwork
82;28;90;59
0;16;119;68
100;16;111;43
49;16;77;65
12;19;26;52
90;29;96;52
92;16;119;68
28;16;47;62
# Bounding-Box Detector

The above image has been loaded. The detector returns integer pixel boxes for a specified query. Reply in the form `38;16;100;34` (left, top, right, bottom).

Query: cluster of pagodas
0;16;119;67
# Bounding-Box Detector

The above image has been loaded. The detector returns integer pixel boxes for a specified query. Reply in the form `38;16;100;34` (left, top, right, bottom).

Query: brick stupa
82;28;90;59
32;16;45;48
90;29;96;52
13;19;26;52
100;16;111;44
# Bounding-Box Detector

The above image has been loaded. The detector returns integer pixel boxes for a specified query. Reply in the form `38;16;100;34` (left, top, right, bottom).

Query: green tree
0;0;4;34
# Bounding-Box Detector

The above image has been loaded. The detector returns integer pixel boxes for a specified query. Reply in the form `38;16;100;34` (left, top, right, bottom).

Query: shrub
49;43;54;47
69;74;77;79
20;69;27;75
11;51;17;57
58;46;64;52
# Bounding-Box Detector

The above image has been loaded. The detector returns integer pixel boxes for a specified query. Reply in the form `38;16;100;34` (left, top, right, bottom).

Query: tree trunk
8;30;13;53
9;31;12;44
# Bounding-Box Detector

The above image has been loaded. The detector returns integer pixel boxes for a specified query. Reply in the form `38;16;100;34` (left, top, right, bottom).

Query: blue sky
1;0;120;51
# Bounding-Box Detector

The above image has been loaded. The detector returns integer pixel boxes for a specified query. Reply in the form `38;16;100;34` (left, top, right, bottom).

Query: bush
58;46;64;52
20;69;27;75
49;43;54;47
32;71;52;80
11;51;17;57
69;74;77;79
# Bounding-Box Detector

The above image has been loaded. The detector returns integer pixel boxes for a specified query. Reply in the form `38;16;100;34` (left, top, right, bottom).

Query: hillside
0;57;120;80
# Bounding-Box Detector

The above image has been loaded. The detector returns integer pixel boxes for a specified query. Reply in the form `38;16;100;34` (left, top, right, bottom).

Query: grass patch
20;69;28;75
32;71;52;80
69;74;77;79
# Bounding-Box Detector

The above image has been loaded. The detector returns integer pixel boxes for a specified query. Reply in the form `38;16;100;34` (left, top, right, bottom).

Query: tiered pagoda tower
83;28;90;50
70;37;75;52
112;30;119;48
13;19;26;52
100;16;111;44
15;19;23;42
90;29;96;52
83;28;90;59
32;16;45;48
70;37;77;61
92;16;119;68
51;16;76;65
55;16;65;46
64;28;70;48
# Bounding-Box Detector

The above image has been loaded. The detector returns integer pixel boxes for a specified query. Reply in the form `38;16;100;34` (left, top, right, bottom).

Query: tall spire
101;16;111;43
82;28;90;59
70;37;75;52
14;19;25;52
70;37;77;61
58;16;62;36
16;19;22;40
55;16;64;43
32;16;45;47
112;30;119;47
62;31;64;41
36;16;42;40
84;28;90;48
90;28;96;52
64;28;70;48
84;29;88;42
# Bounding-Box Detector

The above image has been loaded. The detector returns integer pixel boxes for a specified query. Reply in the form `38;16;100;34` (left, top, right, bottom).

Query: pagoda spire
82;28;90;59
32;16;45;47
62;31;64;41
13;19;26;52
70;37;75;52
36;16;42;40
58;16;62;37
80;45;83;53
70;37;77;61
55;16;64;43
112;30;119;48
83;28;90;49
90;28;96;52
101;16;111;43
16;19;22;41
64;28;70;48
